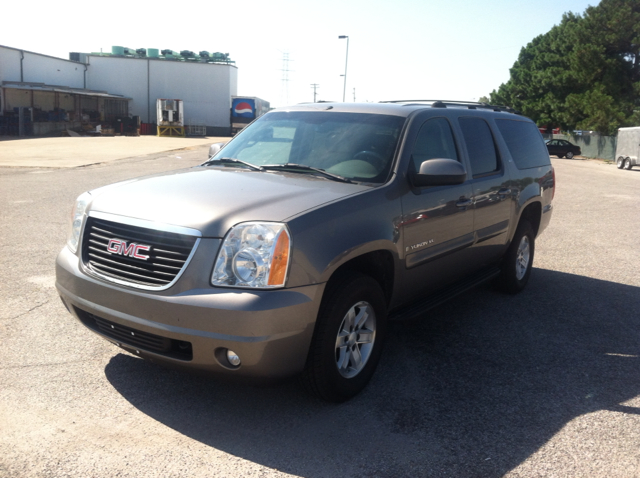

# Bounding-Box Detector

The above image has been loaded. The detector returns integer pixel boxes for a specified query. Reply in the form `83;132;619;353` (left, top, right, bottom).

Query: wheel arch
516;201;542;238
324;249;396;308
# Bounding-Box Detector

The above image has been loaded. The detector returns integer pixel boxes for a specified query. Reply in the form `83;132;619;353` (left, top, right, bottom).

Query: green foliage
489;0;640;135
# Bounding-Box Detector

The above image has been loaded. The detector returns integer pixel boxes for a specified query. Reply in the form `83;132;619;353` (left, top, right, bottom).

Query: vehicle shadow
104;268;640;477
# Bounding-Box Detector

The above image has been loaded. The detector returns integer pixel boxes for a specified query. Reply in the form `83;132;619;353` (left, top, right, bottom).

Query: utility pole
311;83;320;102
338;35;349;102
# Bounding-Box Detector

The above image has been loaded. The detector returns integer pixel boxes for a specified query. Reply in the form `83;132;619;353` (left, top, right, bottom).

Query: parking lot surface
0;135;226;168
1;146;639;477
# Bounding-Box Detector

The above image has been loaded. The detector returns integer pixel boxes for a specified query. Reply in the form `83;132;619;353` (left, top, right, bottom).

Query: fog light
227;350;241;367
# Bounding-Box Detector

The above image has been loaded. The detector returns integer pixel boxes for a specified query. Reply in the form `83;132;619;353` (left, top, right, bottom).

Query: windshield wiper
203;157;264;171
262;163;353;183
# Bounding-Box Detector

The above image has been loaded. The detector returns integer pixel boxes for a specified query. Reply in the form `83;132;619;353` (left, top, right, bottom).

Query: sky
3;0;597;107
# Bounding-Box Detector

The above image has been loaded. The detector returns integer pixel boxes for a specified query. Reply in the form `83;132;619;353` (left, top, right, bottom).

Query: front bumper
56;244;324;380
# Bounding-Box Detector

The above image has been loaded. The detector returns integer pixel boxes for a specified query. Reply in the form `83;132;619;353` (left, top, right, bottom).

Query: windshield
212;111;406;183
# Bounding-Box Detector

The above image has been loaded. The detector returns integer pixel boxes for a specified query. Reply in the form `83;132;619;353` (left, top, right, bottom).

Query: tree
489;0;640;135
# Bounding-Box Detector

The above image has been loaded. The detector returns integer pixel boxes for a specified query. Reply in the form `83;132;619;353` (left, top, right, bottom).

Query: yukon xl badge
406;239;435;252
107;239;151;260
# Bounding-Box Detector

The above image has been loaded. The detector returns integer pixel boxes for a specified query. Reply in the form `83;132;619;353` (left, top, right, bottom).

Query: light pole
339;35;349;102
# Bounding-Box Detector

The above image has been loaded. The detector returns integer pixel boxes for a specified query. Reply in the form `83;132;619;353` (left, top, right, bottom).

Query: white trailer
615;126;640;170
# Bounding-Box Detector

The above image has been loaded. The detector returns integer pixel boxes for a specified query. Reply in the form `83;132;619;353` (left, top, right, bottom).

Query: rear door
458;116;513;264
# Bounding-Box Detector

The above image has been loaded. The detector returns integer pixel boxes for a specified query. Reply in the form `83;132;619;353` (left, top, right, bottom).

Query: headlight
212;222;291;288
67;191;92;253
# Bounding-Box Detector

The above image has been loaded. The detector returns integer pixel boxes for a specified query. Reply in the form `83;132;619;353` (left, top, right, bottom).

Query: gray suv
56;100;555;402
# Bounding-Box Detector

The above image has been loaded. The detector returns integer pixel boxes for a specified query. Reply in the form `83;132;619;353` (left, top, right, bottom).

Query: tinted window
411;118;458;171
496;119;550;169
459;117;499;177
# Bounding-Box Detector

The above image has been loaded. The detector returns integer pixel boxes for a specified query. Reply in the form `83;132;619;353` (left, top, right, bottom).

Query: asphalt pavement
1;144;639;477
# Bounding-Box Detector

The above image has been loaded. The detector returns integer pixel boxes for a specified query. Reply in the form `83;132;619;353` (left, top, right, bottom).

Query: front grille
75;307;193;360
81;217;198;289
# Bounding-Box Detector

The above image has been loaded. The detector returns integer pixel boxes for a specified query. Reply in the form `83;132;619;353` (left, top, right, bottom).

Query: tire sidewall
308;273;387;402
499;220;535;294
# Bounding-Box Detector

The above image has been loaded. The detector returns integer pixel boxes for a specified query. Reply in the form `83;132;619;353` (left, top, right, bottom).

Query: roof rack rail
380;99;520;115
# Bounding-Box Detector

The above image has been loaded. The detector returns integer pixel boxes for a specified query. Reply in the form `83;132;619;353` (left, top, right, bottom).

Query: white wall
0;45;84;87
149;60;234;127
85;55;237;127
0;47;22;83
86;56;149;119
23;50;84;87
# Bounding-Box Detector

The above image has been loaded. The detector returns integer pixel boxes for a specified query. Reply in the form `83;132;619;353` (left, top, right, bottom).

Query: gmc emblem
107;239;151;260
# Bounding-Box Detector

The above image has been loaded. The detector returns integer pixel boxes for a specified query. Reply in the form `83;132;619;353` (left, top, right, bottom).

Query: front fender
285;185;402;287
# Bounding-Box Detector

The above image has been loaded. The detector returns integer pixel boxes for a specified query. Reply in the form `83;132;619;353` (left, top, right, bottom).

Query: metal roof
1;81;131;100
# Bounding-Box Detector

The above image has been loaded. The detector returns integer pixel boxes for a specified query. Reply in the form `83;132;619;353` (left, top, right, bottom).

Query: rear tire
566;151;574;159
624;158;633;170
301;271;387;402
497;220;535;294
617;157;625;169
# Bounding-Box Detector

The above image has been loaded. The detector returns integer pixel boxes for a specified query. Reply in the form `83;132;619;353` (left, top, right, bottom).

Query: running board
389;266;501;321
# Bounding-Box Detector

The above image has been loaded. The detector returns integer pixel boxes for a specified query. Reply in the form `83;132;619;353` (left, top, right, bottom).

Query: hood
87;166;370;237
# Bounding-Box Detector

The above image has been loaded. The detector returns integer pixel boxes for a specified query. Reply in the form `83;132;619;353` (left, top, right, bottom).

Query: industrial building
0;45;239;136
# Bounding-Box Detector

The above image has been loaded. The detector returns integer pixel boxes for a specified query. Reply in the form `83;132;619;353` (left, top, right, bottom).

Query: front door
400;117;475;303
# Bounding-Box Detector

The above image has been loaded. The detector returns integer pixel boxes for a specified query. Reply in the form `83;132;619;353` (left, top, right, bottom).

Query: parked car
546;139;581;159
56;100;555;402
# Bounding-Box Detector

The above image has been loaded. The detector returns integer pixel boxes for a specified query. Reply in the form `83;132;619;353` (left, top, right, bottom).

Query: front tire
497;220;535;294
301;271;387;402
624;158;633;170
617;157;625;169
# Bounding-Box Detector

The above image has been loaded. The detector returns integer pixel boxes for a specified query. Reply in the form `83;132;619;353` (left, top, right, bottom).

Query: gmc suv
56;100;555;402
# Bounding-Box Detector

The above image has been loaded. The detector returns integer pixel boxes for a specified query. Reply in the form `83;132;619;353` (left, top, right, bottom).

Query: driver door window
411;118;458;171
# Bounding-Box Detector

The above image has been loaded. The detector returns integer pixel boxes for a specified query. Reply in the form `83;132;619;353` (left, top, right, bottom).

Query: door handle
456;198;473;208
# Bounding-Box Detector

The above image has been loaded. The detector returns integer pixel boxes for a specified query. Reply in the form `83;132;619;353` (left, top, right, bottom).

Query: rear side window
411;118;458;171
459;117;499;177
496;119;550;169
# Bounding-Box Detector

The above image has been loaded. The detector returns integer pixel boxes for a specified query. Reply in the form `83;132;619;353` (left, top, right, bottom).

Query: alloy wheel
335;301;376;379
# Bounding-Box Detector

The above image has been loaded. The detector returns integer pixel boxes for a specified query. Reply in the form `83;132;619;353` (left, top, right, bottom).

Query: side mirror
208;142;225;158
410;158;467;187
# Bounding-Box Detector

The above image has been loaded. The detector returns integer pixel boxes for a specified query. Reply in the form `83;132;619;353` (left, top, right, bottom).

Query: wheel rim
618;158;624;167
566;152;573;159
335;301;376;379
515;236;530;281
